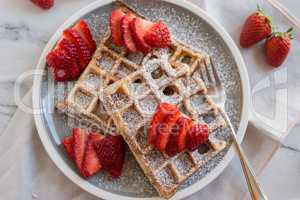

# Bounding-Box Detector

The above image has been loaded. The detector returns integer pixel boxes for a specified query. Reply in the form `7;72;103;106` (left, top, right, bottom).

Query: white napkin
0;0;299;200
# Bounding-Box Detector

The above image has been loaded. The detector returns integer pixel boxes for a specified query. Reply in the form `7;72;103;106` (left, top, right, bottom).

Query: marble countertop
0;0;299;199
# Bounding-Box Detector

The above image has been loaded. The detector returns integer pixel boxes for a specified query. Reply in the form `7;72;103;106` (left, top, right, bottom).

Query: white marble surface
0;0;299;199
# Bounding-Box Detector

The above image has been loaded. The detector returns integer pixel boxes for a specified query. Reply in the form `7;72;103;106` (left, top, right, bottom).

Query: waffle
56;2;228;199
56;5;148;132
99;43;227;198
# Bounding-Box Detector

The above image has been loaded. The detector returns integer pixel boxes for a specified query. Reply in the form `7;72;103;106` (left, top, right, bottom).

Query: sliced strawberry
57;38;79;65
82;133;104;178
31;0;54;10
62;135;74;160
63;29;91;71
57;39;81;79
166;116;192;157
148;103;179;145
94;135;126;178
130;17;153;53
46;49;74;81
109;9;126;46
186;124;209;152
176;116;193;151
73;20;97;54
121;13;137;52
72;128;89;171
144;21;171;48
155;107;181;151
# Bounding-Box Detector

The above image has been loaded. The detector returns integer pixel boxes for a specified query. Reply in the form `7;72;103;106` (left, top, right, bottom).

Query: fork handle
220;109;268;200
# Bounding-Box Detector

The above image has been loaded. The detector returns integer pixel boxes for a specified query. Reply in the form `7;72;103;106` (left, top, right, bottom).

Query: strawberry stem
286;27;293;39
256;5;273;29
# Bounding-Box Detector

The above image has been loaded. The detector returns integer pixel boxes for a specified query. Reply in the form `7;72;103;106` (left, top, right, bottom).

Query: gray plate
33;0;249;199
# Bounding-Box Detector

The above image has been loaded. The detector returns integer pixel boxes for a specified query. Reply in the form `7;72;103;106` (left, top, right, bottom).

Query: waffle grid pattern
56;30;148;132
100;44;227;198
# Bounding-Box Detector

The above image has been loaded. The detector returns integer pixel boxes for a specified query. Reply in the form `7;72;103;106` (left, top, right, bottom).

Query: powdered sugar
47;0;243;197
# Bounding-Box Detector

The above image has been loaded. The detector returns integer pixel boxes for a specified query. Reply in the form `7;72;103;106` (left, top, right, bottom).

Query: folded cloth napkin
0;0;299;200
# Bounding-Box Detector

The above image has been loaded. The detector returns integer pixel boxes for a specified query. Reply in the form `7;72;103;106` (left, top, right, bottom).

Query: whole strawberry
265;28;293;67
240;6;272;48
31;0;54;10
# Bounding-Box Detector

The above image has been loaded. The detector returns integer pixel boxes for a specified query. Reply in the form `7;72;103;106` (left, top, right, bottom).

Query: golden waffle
100;44;227;198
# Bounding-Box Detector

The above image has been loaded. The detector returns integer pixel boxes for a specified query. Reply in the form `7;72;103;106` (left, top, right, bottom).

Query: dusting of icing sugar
122;106;143;132
173;153;194;175
84;73;102;90
155;167;175;188
74;91;93;108
111;92;130;109
50;0;243;197
138;95;159;115
97;53;115;71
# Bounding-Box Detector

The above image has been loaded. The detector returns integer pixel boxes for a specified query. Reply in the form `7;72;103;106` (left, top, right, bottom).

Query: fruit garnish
62;135;74;160
265;28;293;67
82;133;104;177
46;48;77;81
121;13;137;52
110;9;126;46
186;124;209;152
63;29;92;71
155;107;181;151
165;116;192;157
108;9;172;53
62;129;104;178
240;5;272;48
148;103;179;145
46;20;95;82
94;135;126;178
31;0;54;10
73;20;97;54
72;128;89;171
130;17;154;53
144;21;171;48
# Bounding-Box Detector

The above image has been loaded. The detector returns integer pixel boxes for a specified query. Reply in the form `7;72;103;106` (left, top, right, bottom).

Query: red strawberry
121;13;137;52
73;20;97;54
82;133;104;178
265;28;293;67
165;116;192;157
57;38;79;65
94;135;126;178
56;39;81;79
144;21;171;48
148;103;179;145
240;6;272;48
155;107;181;151
63;29;91;71
130;17;153;53
46;49;76;81
72;128;89;171
31;0;54;10
186;124;209;152
62;135;74;160
109;9;126;46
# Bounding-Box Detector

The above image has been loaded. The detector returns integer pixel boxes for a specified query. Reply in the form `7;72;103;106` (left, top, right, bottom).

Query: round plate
33;0;250;199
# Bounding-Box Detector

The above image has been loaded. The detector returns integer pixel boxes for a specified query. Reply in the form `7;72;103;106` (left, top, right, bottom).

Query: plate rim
32;0;250;200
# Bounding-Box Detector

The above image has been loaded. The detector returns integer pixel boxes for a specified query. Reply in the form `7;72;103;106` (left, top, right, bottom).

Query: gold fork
203;58;268;200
